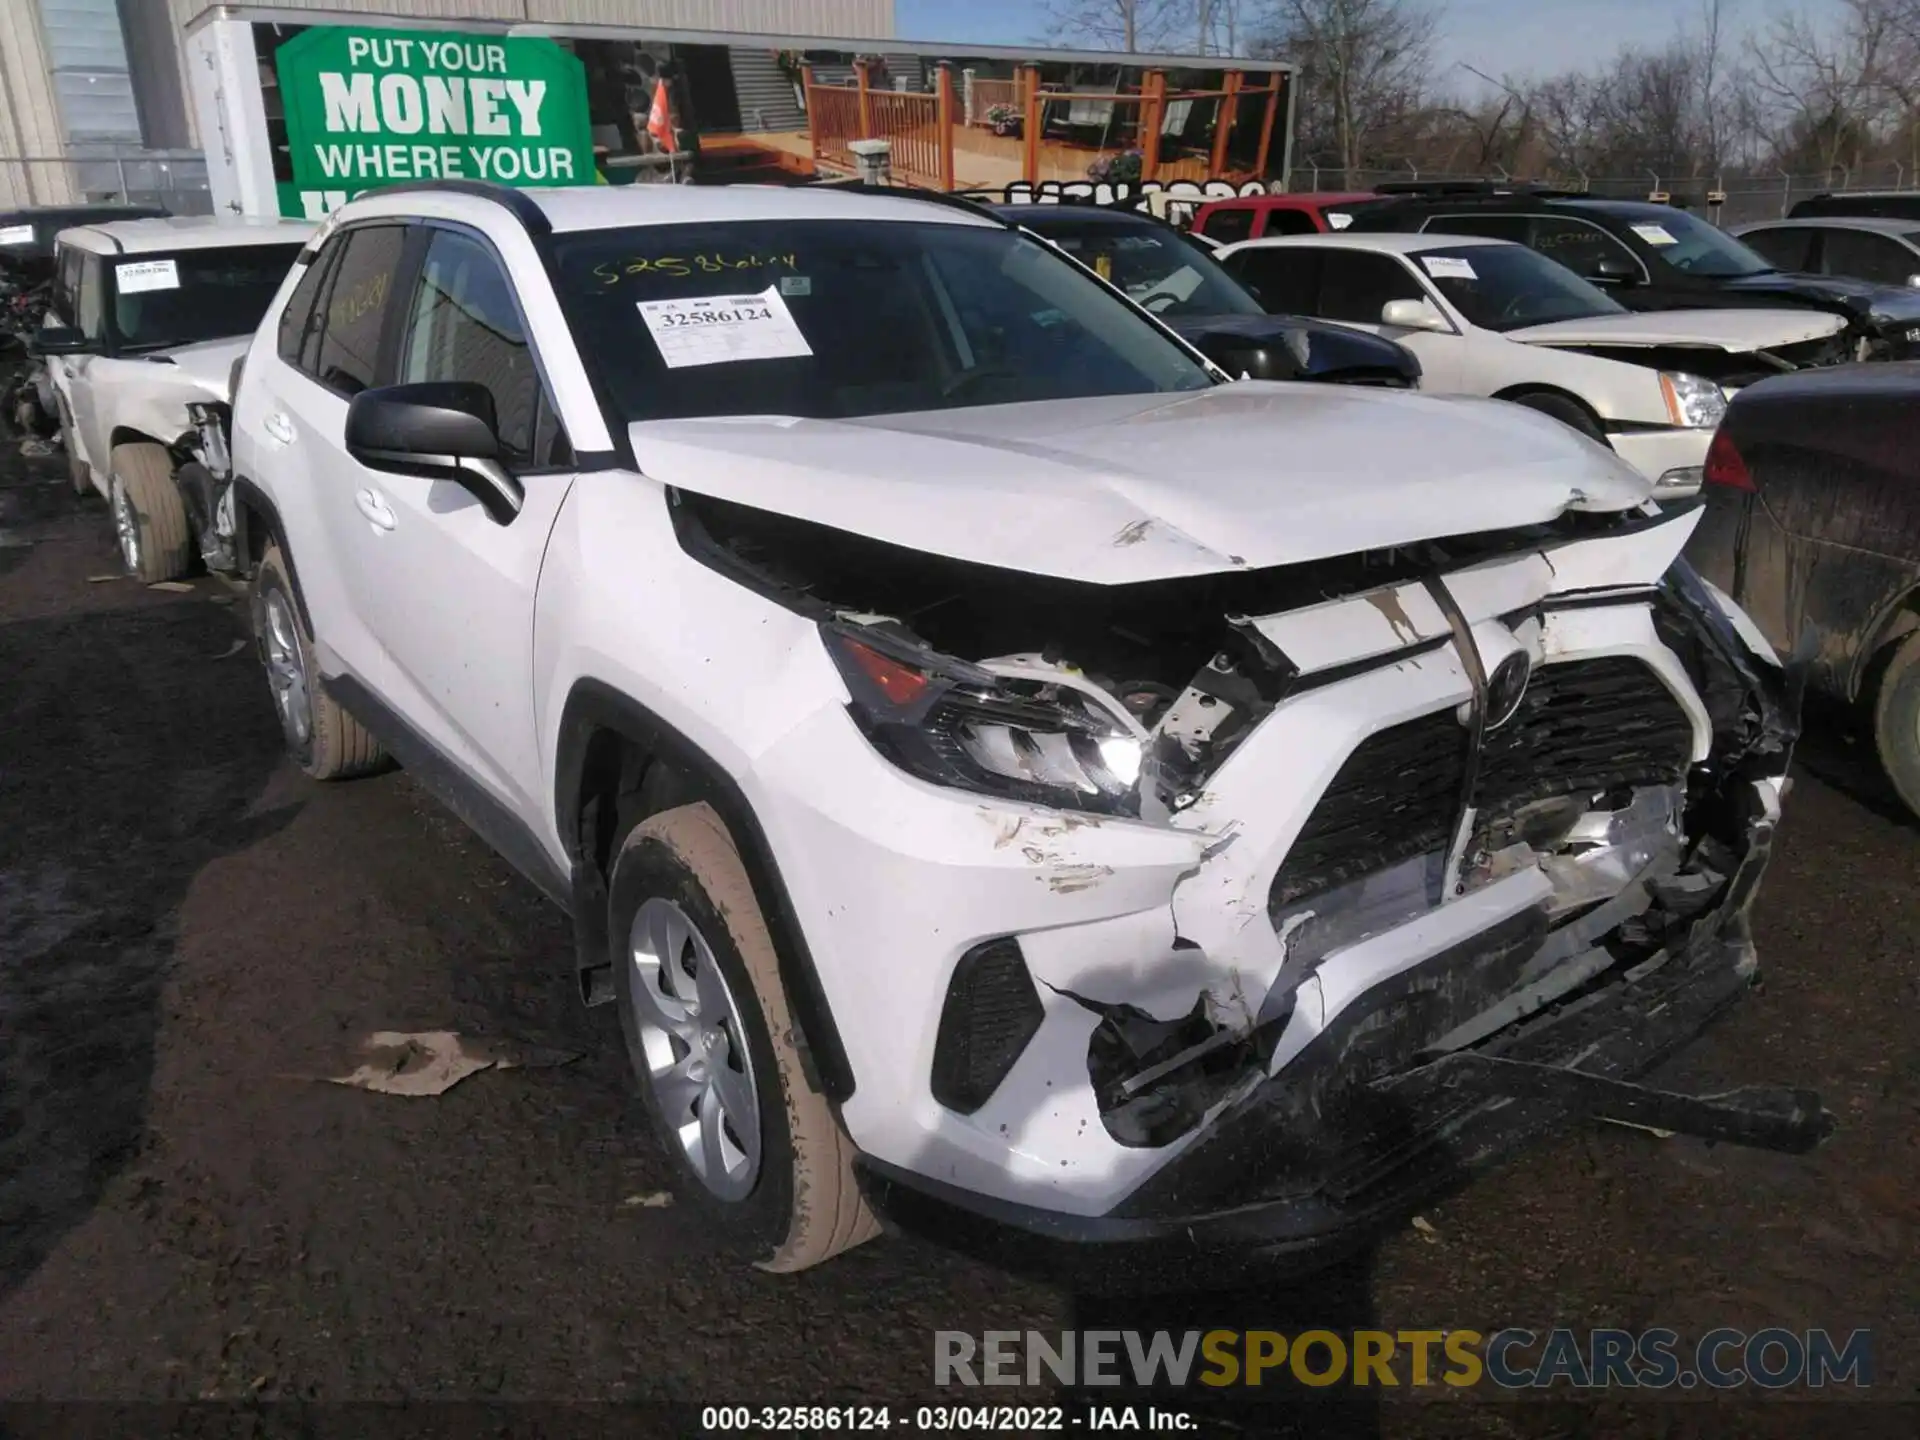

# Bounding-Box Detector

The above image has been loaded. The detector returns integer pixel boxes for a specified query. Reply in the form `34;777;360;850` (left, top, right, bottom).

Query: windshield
1623;209;1775;277
550;219;1215;424
1029;221;1266;318
108;243;305;351
1415;244;1627;331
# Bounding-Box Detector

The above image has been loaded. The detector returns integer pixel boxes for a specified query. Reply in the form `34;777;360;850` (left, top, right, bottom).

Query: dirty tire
252;541;386;781
56;395;92;494
1872;630;1920;821
611;802;878;1272
110;442;192;582
1511;391;1605;441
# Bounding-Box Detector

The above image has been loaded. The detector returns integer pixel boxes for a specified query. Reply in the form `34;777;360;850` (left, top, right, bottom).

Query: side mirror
1592;256;1638;285
1380;298;1450;332
345;381;523;524
32;324;92;356
1192;332;1303;382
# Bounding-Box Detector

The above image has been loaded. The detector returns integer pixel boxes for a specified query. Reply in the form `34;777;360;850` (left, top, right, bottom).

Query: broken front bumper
855;771;1824;1290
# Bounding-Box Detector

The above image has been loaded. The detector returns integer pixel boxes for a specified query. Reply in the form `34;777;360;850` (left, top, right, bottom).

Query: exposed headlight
1659;371;1728;429
823;625;1144;814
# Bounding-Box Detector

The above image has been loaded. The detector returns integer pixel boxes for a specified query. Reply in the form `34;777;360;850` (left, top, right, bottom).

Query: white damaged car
38;215;313;580
228;181;1826;1287
1216;232;1850;499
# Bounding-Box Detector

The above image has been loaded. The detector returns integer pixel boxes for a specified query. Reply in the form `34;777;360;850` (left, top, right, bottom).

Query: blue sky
894;0;1775;87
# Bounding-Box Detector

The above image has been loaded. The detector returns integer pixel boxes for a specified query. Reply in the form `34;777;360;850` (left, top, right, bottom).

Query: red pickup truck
1192;192;1378;243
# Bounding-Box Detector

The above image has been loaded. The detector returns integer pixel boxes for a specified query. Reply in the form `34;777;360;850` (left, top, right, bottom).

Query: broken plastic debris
1411;1215;1439;1242
87;574;122;584
213;639;247;660
316;1031;580;1097
1601;1118;1676;1139
622;1191;675;1209
18;437;54;457
148;580;195;593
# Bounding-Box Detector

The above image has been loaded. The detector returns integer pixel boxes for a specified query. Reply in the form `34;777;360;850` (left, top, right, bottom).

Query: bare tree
1748;0;1898;174
1042;0;1182;52
1255;0;1438;182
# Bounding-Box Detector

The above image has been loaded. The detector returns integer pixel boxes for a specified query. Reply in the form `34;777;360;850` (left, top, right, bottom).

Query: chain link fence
1290;165;1920;229
0;152;213;215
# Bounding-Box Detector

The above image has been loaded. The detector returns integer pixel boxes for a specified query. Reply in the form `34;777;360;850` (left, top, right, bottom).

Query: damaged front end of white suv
646;388;1825;1290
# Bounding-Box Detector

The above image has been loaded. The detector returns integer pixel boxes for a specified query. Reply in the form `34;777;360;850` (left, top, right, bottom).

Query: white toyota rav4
229;180;1825;1287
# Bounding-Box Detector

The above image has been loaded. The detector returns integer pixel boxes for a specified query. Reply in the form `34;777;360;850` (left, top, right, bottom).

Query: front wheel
610;801;877;1272
1510;391;1605;442
108;442;191;582
251;541;386;780
1872;630;1920;820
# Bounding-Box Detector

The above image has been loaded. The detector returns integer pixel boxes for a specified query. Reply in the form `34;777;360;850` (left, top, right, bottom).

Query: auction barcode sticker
0;225;34;246
1631;223;1678;246
638;286;813;369
1422;255;1477;280
116;259;180;293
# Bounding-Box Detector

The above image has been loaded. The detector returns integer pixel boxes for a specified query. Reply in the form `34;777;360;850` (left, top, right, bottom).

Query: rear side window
76;256;105;342
1262;209;1317;237
1820;228;1919;286
1199;205;1255;244
1222;246;1318;314
1315;251;1424;322
1738;227;1815;272
276;246;333;367
309;225;406;396
1525;216;1638;280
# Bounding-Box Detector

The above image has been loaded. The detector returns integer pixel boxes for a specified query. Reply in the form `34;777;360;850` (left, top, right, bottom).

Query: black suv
1342;184;1920;359
990;203;1421;388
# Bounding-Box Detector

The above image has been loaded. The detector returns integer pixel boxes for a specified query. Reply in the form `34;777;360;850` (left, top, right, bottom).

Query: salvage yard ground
1;444;1917;1438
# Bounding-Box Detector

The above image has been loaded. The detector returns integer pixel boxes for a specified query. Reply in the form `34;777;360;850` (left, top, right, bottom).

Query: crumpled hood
1717;270;1920;323
1507;307;1845;351
155;335;250;400
630;382;1651;583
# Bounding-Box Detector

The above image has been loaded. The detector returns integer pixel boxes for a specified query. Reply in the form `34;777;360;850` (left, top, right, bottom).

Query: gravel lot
1;445;1914;1438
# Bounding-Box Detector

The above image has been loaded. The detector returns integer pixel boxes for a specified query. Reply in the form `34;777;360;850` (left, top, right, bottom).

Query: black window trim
404;216;574;477
278;218;408;401
1425;210;1652;284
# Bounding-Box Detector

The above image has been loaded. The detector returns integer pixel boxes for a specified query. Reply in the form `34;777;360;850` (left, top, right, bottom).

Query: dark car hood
1716;270;1920;324
1167;312;1421;381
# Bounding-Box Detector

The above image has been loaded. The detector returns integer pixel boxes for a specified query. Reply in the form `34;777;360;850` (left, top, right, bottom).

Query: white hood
159;335;251;401
629;383;1652;583
1506;308;1845;351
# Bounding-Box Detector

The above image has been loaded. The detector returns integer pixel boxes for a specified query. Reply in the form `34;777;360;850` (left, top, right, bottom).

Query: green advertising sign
275;27;593;219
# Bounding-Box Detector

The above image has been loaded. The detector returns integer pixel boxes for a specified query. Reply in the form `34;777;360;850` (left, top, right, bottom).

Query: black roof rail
353;179;554;237
802;177;1013;226
1371;179;1587;200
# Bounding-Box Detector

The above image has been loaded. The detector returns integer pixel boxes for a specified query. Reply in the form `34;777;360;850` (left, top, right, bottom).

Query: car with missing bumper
228;180;1825;1288
1214;231;1846;499
38;215;313;580
988;202;1421;390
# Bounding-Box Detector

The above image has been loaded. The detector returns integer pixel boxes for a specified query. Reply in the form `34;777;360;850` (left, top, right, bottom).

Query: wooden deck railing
803;63;1283;191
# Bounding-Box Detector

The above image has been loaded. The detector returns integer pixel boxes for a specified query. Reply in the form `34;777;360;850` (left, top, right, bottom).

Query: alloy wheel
626;896;763;1201
260;590;312;751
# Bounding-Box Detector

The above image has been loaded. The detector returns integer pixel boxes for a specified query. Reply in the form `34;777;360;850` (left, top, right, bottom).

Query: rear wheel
1510;390;1605;442
1872;630;1920;820
252;541;386;780
108;442;191;582
610;801;878;1271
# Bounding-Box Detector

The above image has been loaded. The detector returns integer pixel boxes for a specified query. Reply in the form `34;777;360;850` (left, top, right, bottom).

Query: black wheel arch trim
554;677;856;1104
228;476;315;635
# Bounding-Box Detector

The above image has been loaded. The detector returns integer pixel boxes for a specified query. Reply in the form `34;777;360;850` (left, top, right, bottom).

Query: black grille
1764;333;1852;371
1269;658;1694;912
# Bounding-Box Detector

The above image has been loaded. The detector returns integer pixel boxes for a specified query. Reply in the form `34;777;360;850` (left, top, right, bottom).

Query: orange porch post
1211;71;1243;175
1021;64;1042;185
1140;70;1167;182
936;63;957;191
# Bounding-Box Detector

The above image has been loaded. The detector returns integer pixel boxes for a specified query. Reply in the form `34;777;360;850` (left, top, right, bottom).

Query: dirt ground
2;445;1917;1439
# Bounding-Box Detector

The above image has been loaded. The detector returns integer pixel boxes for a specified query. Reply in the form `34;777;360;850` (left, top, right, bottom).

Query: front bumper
856;781;1816;1290
1607;426;1709;497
